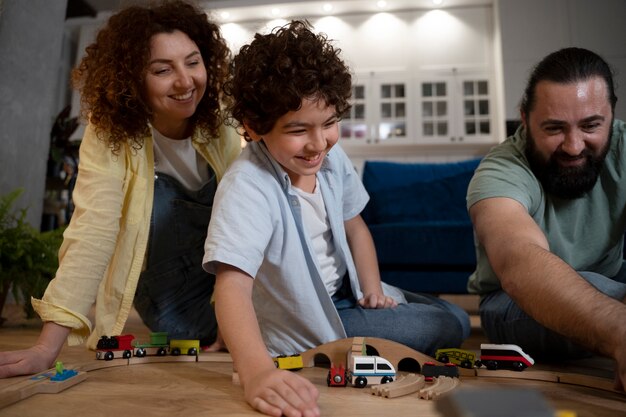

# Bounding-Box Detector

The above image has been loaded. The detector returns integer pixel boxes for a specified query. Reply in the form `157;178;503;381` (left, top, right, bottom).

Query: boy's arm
344;215;397;309
214;263;320;417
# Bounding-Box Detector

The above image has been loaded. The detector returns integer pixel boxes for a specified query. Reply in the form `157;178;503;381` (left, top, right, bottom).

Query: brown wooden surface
0;303;624;416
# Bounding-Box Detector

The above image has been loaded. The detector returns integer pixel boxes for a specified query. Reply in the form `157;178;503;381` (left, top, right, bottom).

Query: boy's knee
404;308;465;355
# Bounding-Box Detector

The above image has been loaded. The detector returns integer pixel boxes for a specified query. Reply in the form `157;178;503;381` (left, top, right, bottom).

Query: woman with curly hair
0;0;240;378
203;21;469;416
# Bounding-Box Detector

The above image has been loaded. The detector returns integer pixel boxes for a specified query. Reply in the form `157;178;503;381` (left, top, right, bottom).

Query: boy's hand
243;367;320;417
358;293;397;309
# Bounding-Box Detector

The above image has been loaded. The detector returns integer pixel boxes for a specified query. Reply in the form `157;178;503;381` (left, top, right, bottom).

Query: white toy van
349;354;396;388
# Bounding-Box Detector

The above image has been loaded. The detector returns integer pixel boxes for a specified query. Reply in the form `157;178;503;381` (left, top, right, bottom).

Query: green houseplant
0;188;64;324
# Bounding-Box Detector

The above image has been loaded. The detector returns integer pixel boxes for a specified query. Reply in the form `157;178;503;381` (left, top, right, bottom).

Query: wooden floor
0;300;624;417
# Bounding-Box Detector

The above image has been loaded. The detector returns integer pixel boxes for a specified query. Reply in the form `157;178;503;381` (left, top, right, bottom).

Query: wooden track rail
371;373;426;398
418;376;461;400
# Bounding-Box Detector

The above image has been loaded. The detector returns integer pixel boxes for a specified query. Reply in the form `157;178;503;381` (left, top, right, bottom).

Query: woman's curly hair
72;0;230;153
224;20;352;141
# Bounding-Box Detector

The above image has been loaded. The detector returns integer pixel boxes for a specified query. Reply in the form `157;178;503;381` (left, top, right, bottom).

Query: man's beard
525;125;612;200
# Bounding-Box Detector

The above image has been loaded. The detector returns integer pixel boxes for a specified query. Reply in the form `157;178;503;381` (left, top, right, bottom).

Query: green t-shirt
467;119;626;294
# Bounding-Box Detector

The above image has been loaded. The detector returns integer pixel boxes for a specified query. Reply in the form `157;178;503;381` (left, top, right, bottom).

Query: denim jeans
334;287;470;356
479;262;626;360
134;171;218;344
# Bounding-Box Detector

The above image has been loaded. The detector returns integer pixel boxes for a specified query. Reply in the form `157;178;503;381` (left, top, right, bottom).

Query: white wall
0;0;67;227
498;0;626;121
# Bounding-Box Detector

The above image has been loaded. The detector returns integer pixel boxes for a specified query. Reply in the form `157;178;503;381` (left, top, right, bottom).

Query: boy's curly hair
72;0;230;153
224;20;352;141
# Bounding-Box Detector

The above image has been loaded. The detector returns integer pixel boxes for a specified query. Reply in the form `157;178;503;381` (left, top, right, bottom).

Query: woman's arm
0;322;70;378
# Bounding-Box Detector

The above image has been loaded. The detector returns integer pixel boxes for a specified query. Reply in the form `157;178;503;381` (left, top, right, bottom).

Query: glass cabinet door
341;84;369;142
461;78;491;141
420;80;450;141
377;82;407;142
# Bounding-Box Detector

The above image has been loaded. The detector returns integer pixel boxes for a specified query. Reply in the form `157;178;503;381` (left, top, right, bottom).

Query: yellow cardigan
32;123;241;349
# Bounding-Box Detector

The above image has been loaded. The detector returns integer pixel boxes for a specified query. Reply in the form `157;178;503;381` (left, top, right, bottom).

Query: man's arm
214;263;320;417
344;215;396;309
471;197;626;389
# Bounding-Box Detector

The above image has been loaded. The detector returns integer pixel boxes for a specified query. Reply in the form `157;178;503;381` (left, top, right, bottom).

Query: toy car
350;354;395;388
96;334;135;360
435;348;477;369
169;339;199;356
477;343;534;371
273;354;303;371
421;361;459;382
133;331;169;357
327;363;349;387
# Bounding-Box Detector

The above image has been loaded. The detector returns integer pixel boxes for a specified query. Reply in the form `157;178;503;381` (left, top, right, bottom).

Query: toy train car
96;333;199;360
477;343;534;371
327;363;349;387
169;339;200;356
435;348;477;369
133;331;169;357
273;354;303;371
349;354;396;388
421;362;459;382
96;334;135;360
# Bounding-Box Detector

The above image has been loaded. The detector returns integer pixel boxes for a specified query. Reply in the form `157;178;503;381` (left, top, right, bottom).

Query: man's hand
358;293;397;309
243;367;320;417
613;337;626;392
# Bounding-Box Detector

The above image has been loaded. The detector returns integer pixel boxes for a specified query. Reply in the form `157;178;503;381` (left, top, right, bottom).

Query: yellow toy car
169;339;200;356
435;348;477;369
273;354;303;371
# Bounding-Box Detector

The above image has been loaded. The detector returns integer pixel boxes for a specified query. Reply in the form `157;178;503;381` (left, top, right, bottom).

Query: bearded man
467;47;626;392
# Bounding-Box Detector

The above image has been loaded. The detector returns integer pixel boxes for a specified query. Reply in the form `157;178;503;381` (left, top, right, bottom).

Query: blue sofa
361;158;482;294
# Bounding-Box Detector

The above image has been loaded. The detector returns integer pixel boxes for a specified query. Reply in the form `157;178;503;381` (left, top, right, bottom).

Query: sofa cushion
361;158;481;225
368;222;476;266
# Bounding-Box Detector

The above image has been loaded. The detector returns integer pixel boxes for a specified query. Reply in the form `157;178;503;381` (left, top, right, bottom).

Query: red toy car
327;363;349;387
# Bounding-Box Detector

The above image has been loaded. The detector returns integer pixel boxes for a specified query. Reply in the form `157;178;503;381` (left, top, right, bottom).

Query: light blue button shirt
203;141;405;356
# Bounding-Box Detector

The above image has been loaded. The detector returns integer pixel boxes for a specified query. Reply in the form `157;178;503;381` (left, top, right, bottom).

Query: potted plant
0;188;64;324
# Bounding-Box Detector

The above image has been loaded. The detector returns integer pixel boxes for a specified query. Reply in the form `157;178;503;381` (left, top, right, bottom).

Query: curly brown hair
72;0;230;153
224;20;352;141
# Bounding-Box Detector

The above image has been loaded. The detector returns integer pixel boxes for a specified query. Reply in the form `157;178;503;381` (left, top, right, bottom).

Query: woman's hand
0;345;59;378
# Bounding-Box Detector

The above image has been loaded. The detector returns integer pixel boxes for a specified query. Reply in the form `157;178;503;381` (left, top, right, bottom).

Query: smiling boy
203;21;469;416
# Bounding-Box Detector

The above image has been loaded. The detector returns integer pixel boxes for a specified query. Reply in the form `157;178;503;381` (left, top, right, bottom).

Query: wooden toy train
435;344;534;371
95;332;200;360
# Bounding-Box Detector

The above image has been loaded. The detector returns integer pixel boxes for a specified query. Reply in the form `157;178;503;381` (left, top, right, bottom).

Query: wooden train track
371;373;425;398
0;369;88;409
1;336;619;410
0;351;233;410
418;376;461;400
370;373;460;400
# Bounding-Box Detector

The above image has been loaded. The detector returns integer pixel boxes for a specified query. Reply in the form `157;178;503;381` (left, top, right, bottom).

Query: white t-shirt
152;127;209;190
292;179;346;296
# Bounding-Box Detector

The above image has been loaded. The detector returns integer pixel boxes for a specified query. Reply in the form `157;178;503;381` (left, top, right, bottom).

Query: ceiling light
432;0;444;5
323;3;333;13
219;11;230;20
271;7;281;16
376;0;387;9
